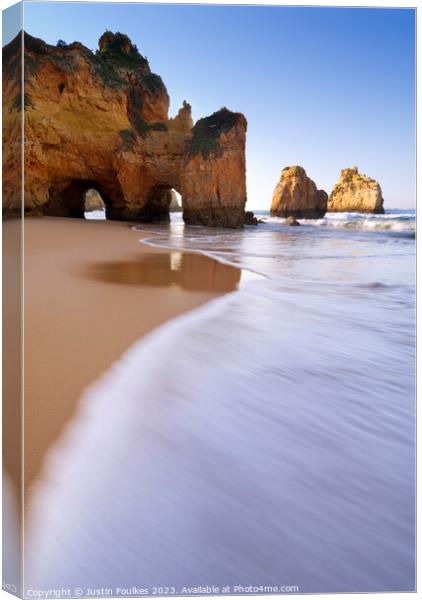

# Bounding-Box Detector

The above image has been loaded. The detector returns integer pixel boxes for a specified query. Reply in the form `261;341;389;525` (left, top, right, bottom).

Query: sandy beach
16;217;241;505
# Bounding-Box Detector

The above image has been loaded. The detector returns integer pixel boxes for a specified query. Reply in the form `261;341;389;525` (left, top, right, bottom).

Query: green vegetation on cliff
96;31;149;71
127;87;168;136
92;54;126;87
119;128;136;150
188;108;240;158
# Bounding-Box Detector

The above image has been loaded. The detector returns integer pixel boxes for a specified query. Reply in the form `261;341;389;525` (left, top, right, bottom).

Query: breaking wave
267;210;415;234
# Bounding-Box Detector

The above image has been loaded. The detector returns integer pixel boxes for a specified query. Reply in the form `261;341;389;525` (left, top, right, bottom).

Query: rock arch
2;32;248;228
44;179;122;219
138;185;183;223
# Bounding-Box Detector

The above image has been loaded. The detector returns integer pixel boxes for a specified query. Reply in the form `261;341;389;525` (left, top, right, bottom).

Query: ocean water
84;208;107;220
27;210;415;595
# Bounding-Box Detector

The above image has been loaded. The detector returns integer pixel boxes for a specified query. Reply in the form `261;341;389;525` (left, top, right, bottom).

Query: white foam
84;209;106;220
266;214;415;232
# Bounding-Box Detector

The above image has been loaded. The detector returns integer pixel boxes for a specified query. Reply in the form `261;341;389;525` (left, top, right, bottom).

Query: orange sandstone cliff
181;109;247;228
2;31;247;227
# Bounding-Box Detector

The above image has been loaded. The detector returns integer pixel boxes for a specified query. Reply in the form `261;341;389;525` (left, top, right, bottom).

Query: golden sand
3;217;241;506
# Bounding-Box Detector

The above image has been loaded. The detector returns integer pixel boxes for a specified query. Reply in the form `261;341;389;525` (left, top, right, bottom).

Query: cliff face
2;33;22;216
328;167;384;214
270;166;327;219
2;31;247;227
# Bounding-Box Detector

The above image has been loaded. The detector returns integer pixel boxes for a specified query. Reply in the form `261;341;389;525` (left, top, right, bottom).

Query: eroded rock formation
181;109;247;228
244;211;258;226
328;167;384;214
270;166;327;219
3;31;247;227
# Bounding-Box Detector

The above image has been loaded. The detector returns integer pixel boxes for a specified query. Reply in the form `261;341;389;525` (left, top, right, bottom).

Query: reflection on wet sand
81;251;242;292
23;218;241;507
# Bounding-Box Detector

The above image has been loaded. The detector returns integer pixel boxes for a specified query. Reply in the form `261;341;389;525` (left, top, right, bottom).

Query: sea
28;209;416;594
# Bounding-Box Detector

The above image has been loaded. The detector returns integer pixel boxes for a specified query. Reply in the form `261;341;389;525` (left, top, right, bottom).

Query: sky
3;1;416;209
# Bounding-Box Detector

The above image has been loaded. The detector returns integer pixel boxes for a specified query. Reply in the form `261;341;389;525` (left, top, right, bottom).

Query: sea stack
181;108;247;228
328;167;384;214
270;166;328;219
2;32;247;228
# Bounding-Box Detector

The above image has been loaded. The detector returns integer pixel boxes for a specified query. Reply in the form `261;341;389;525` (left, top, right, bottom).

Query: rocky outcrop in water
3;32;247;227
244;211;258;226
285;215;300;226
328;167;384;214
270;166;327;219
181;109;247;228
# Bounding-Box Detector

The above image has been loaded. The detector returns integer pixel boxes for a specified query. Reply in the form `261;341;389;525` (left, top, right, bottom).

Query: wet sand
17;217;241;504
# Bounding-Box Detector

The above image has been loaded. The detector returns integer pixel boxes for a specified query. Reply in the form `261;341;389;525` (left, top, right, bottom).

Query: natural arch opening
50;179;116;219
84;189;106;220
139;185;183;223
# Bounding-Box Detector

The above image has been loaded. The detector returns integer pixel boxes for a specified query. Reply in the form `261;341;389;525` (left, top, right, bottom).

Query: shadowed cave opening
55;181;183;223
140;186;183;223
56;179;116;220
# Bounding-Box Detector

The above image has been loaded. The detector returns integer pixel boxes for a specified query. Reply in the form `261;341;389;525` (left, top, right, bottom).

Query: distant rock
84;189;105;212
270;166;327;219
328;167;384;214
285;215;300;226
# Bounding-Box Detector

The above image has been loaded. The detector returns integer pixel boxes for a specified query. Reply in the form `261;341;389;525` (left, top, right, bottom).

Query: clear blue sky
4;2;416;209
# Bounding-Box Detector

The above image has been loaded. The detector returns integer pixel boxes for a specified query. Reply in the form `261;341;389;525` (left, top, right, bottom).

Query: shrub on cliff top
188;107;239;158
96;31;149;72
